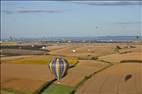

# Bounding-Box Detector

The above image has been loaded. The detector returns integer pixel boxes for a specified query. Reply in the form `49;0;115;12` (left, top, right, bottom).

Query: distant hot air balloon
96;26;98;29
48;57;69;80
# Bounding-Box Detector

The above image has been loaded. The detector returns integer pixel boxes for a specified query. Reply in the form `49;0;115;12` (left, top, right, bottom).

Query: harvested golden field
49;43;115;57
76;63;142;94
1;55;32;61
2;55;77;66
1;79;45;93
119;44;142;53
99;52;142;64
1;42;17;46
2;55;53;64
1;43;141;94
55;60;109;86
0;55;78;93
48;43;142;58
1;63;54;93
48;43;71;51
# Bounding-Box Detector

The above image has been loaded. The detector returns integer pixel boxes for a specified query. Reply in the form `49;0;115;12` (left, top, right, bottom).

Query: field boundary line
120;60;142;63
34;79;57;94
96;59;114;65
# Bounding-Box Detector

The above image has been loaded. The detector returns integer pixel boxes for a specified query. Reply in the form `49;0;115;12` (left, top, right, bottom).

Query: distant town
1;36;142;43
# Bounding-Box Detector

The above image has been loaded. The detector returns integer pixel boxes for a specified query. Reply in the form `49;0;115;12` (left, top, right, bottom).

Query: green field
41;84;74;94
1;84;74;94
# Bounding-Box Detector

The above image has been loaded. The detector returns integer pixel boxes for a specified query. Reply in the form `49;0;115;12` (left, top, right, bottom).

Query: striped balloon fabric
48;57;69;80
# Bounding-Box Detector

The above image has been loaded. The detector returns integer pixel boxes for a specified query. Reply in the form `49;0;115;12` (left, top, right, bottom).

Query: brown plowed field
1;64;54;92
99;52;142;64
49;43;116;57
48;43;142;58
1;43;141;93
2;49;47;55
76;63;142;94
1;55;32;61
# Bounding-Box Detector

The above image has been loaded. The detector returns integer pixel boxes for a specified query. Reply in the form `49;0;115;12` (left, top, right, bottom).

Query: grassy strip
40;84;74;94
34;79;56;94
0;87;32;94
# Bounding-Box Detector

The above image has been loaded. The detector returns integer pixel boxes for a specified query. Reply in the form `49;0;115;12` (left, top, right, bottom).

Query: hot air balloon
48;57;69;80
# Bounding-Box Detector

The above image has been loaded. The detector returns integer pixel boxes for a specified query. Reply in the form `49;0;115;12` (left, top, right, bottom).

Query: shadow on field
34;79;57;94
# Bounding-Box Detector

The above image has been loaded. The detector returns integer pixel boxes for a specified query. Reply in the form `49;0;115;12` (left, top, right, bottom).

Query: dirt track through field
76;63;142;94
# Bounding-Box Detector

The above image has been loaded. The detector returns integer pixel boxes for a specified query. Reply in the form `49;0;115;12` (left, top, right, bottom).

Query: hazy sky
1;1;142;39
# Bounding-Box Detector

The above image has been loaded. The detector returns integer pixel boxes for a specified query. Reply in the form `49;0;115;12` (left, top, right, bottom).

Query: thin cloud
74;1;142;6
17;9;64;13
1;9;64;15
115;21;142;24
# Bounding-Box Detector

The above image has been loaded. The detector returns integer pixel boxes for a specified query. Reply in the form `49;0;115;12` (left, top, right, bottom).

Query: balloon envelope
48;57;69;80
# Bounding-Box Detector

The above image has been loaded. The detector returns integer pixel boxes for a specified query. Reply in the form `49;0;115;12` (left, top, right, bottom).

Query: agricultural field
1;55;77;66
54;60;109;86
48;43;142;58
48;43;116;57
41;84;74;94
0;41;17;46
1;42;142;94
1;1;142;94
99;52;142;64
76;63;142;94
1;49;47;56
1;63;54;93
1;55;77;94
